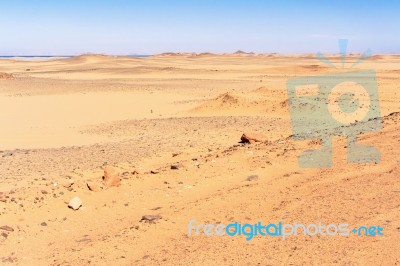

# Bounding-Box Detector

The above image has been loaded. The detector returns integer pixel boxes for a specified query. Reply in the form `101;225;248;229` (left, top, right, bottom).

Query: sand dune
190;85;291;116
191;92;246;112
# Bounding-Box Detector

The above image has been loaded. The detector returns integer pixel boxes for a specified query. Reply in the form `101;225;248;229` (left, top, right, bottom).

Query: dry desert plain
0;53;399;265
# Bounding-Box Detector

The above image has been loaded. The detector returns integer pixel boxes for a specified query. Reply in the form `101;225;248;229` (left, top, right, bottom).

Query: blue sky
0;0;399;55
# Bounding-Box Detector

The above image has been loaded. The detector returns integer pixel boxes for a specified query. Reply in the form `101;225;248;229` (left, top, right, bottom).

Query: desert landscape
0;53;399;265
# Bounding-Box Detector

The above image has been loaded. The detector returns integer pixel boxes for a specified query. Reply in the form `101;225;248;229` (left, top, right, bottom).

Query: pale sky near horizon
0;0;399;55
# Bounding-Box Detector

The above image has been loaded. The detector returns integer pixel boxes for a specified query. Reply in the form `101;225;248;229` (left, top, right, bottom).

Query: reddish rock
0;192;6;203
103;166;121;187
240;132;267;144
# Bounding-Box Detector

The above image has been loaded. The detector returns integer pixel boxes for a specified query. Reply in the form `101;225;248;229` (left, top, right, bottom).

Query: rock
103;166;121;187
41;190;48;195
68;196;82;210
76;237;91;243
150;170;159;174
62;181;74;188
87;182;102;192
40;222;47;226
121;171;130;179
1;151;13;157
0;192;6;203
246;175;259;181
172;152;182;157
170;163;182;170
140;214;162;223
240;132;267;144
0;225;14;232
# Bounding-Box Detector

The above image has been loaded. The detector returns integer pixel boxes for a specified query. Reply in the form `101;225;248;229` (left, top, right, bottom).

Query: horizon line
1;52;400;57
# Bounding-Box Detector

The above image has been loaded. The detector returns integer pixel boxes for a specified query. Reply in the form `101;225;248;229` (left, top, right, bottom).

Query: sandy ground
0;54;399;265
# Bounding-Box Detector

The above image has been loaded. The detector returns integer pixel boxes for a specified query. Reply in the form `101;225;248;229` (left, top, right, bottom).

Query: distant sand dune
61;54;117;63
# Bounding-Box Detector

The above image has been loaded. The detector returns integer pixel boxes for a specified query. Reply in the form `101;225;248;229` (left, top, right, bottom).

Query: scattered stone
40;222;47;226
170;163;182;170
240;132;267;144
87;182;102;192
0;192;6;203
121;171;130;179
1;151;13;157
140;214;162;223
68;196;82;210
76;237;91;243
0;225;14;232
246;175;259;181
41;190;48;195
132;170;140;175
62;181;74;188
103;166;121;187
